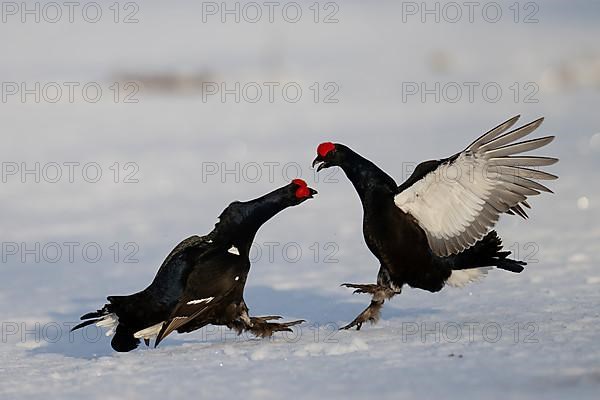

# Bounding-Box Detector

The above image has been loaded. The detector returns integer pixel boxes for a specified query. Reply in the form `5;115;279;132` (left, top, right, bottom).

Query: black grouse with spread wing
312;116;558;330
72;179;317;351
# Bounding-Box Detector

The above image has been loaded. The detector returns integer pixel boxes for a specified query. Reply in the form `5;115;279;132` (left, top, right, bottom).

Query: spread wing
394;116;558;257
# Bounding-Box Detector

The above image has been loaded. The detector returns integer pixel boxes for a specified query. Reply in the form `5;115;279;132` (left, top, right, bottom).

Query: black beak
312;157;327;172
308;188;318;198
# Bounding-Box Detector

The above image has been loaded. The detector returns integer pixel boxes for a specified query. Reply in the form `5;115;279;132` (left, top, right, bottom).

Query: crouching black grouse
312;116;558;330
72;179;317;351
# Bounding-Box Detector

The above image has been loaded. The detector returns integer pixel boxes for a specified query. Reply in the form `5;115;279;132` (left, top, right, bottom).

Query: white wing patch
186;297;214;305
395;117;557;257
133;321;164;340
228;246;240;255
395;153;496;255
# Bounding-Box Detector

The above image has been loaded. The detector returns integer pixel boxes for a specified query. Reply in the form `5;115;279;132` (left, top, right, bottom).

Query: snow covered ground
1;0;599;398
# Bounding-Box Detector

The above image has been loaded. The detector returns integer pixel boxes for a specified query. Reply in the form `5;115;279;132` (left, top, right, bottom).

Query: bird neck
338;148;398;202
211;188;292;255
238;200;289;252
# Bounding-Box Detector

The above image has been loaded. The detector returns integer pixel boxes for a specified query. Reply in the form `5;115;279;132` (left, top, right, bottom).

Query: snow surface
1;0;599;399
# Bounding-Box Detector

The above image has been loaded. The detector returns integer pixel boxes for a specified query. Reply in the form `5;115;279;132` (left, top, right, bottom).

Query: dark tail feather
80;311;104;320
72;302;139;352
450;230;525;273
111;325;140;352
71;318;102;331
496;257;526;273
71;305;111;332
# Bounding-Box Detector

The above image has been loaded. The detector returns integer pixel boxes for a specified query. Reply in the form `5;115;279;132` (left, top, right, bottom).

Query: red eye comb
292;179;307;187
317;142;335;157
295;186;310;199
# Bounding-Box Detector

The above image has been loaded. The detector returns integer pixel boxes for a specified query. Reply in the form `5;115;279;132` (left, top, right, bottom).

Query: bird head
312;142;341;172
288;178;318;205
211;179;317;243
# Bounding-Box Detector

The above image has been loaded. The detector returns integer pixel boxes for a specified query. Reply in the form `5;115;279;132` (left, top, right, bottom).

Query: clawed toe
282;319;305;327
339;299;384;331
339;315;373;331
275;319;305;332
341;283;381;295
249;318;304;337
341;283;364;289
250;315;283;324
340;319;363;331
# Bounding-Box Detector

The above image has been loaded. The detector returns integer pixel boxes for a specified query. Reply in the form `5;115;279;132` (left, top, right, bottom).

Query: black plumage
312;116;557;330
72;180;317;351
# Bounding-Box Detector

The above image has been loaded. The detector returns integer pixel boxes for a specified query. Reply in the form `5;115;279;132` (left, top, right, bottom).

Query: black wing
147;234;218;289
154;281;243;346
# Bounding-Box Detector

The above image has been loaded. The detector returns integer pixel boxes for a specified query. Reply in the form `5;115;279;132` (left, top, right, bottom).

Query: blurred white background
0;1;599;399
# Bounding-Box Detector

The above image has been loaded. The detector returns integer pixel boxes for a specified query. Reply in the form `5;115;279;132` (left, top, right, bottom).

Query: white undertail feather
446;267;493;288
96;313;119;336
133;321;164;340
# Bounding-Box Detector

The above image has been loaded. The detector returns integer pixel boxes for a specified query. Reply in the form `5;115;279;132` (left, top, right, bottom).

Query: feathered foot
340;300;385;330
247;316;304;338
340;283;396;330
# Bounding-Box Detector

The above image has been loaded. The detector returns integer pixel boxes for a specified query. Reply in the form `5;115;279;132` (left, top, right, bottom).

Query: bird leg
340;299;384;330
340;283;396;330
246;316;304;338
